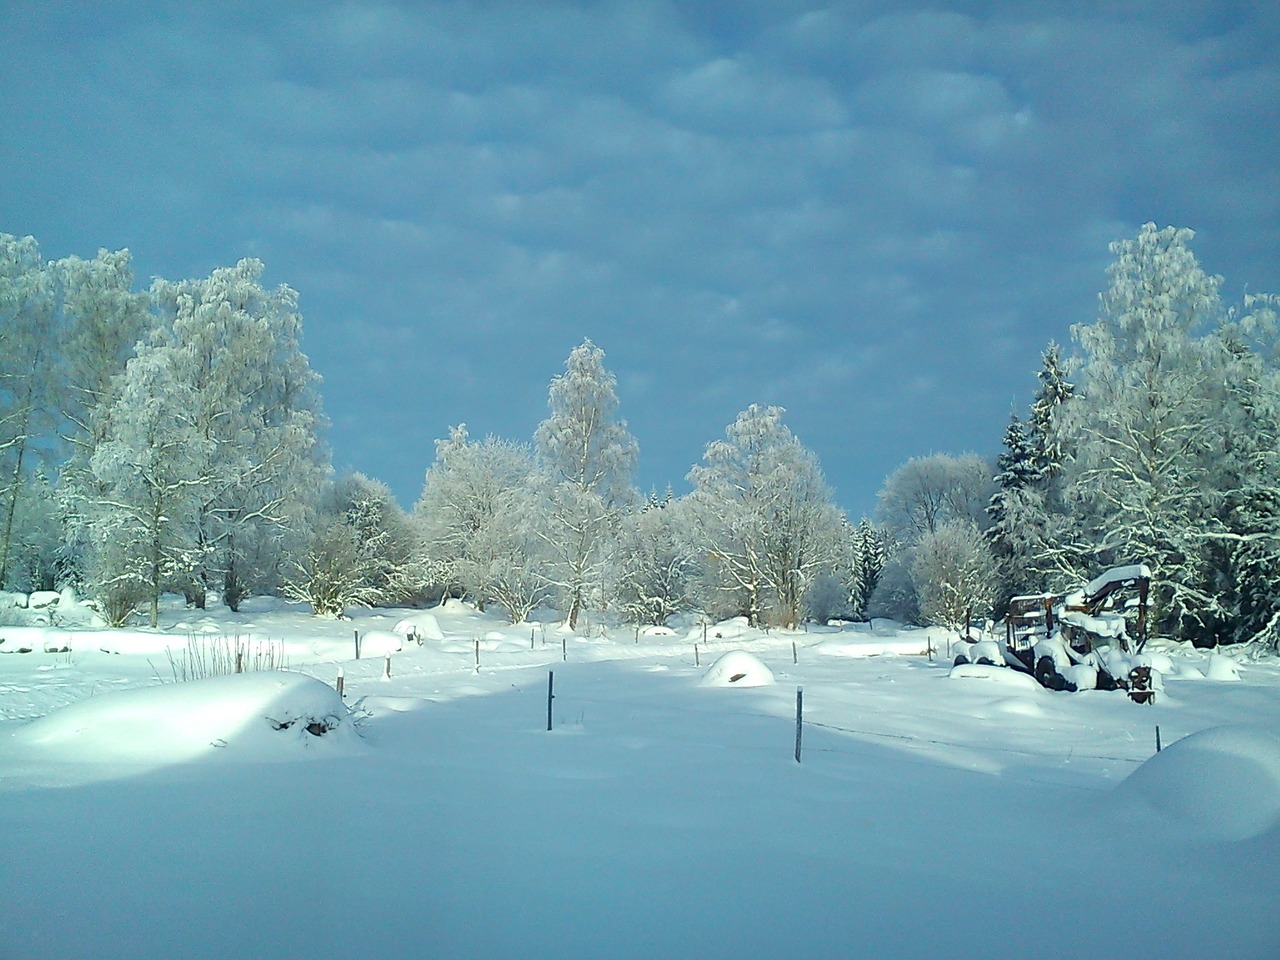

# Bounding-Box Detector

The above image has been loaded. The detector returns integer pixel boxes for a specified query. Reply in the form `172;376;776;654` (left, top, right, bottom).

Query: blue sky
2;1;1277;517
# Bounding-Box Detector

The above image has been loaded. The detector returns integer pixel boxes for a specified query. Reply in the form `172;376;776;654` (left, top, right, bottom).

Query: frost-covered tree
53;247;152;589
1209;296;1280;647
534;340;638;629
0;235;58;588
79;348;212;626
1028;341;1074;479
876;453;994;545
149;260;327;608
1;469;62;592
1062;224;1230;642
414;425;538;608
847;518;887;619
613;491;695;625
872;453;993;622
987;413;1045;604
911;519;999;637
687;404;844;628
285;473;418;618
54;248;150;451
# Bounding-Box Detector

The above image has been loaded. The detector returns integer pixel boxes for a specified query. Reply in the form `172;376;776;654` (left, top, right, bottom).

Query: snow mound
948;663;1041;691
393;613;444;641
357;629;403;656
1205;653;1241;682
1114;725;1280;841
14;672;360;765
699;651;775;688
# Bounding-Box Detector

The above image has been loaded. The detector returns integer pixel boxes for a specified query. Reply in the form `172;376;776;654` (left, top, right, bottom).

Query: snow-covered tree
415;425;537;607
613;491;695;625
872;453;992;622
0;235;58;588
911;519;999;637
149;259;328;608
987;413;1045;605
54;248;150;451
53;247;151;590
687;404;844;628
534;340;638;629
1062;223;1230;642
876;453;994;545
285;473;418;618
1028;341;1074;479
1209;295;1280;647
847;518;887;619
79;347;212;626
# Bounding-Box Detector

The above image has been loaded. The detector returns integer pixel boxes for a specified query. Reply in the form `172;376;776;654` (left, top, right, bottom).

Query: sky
2;1;1278;518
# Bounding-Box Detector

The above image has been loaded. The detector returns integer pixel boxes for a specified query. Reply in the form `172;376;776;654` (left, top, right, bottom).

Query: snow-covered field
3;598;1278;959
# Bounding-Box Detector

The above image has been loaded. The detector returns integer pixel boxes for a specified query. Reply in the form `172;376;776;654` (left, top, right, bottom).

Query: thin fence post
562;636;567;662
383;652;391;680
547;671;555;731
695;643;700;667
354;630;361;660
474;638;480;672
1155;725;1162;753
794;686;804;764
336;667;344;699
531;628;535;650
792;641;797;665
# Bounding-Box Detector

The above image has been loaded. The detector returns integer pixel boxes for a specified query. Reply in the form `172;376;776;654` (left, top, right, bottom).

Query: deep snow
2;597;1278;959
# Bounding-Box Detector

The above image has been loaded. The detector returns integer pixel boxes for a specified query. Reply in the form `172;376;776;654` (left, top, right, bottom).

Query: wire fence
548;684;1155;771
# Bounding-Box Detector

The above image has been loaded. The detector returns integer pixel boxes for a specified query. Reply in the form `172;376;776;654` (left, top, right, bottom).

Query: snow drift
11;671;361;766
1113;724;1280;841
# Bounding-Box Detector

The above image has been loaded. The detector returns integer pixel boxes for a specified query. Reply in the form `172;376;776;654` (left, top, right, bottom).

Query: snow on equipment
963;564;1155;701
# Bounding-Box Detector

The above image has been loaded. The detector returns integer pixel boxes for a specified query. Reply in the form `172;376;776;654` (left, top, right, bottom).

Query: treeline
3;225;1278;649
870;225;1280;650
0;234;876;630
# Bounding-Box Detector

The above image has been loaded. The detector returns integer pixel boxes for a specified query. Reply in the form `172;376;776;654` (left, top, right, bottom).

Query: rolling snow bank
699;651;775;687
10;672;361;766
1113;725;1280;841
948;662;1041;691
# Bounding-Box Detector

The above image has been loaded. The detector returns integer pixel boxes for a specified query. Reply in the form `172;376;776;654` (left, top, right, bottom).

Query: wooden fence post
336;667;344;699
547;671;555;731
354;630;361;660
794;687;804;764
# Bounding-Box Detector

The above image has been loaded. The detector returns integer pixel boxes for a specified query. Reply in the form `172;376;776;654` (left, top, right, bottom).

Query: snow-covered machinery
982;564;1155;701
